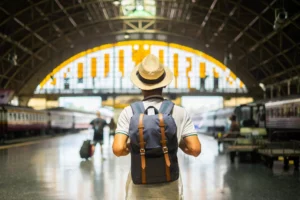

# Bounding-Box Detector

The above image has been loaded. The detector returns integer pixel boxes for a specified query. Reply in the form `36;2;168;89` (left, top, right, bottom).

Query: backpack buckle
162;146;168;154
138;125;144;129
140;148;145;155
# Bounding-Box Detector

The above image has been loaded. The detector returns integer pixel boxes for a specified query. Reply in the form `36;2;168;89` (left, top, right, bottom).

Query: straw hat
130;54;173;90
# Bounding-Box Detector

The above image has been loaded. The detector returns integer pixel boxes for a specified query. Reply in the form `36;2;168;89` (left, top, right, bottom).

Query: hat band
136;71;166;84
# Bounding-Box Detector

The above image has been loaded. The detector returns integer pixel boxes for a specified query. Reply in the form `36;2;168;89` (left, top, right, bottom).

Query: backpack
129;100;179;184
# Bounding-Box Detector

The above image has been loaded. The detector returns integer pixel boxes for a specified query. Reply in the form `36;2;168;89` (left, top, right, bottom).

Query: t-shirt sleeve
181;109;197;139
90;119;94;125
115;108;130;136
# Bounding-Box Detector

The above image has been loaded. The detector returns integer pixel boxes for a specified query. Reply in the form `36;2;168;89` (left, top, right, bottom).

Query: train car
73;110;95;129
215;107;235;133
0;105;47;140
45;107;98;132
264;98;300;140
192;110;216;134
46;107;74;132
193;103;265;137
0;105;103;142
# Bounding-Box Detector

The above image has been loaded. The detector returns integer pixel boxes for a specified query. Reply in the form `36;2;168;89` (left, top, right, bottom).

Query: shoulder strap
130;101;145;114
159;100;174;115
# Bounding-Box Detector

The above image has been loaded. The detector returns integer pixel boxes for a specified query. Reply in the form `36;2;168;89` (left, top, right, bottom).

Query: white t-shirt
116;97;197;200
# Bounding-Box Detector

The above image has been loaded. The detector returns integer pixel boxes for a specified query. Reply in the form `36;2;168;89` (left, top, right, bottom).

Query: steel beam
0;7;58;52
28;0;73;45
249;43;299;71
0;32;44;61
261;65;300;83
227;0;277;48
195;0;218;38
209;0;240;44
54;0;85;37
239;13;300;61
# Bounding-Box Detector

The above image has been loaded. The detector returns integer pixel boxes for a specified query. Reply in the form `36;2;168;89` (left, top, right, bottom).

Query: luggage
79;140;95;160
129;100;179;184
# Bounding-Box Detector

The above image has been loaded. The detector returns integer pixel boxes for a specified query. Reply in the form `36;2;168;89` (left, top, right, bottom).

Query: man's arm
179;108;201;157
112;134;130;157
179;135;201;157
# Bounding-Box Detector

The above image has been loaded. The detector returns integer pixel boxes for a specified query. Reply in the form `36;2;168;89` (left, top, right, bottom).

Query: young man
90;111;107;156
112;54;201;200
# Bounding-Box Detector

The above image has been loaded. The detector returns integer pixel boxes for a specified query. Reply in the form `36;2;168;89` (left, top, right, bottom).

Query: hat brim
130;64;174;90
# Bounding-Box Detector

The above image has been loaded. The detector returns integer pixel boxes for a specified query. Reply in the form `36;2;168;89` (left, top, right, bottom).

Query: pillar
18;96;31;106
277;86;281;97
287;80;291;96
270;86;273;99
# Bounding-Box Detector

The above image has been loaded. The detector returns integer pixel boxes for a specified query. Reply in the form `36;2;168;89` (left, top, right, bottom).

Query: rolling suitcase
79;140;95;160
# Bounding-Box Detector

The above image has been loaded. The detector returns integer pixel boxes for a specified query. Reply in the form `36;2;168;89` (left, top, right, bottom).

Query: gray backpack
129;100;179;184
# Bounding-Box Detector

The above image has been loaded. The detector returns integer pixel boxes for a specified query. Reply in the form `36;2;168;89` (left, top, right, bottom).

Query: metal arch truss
0;0;299;98
4;17;263;95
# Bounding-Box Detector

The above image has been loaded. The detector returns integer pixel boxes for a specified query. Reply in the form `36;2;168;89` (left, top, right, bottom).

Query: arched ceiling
1;0;299;98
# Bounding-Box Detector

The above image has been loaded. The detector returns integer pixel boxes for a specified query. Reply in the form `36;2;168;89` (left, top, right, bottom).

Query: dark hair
230;115;236;121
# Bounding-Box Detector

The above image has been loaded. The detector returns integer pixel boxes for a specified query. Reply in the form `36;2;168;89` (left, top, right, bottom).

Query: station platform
0;131;300;200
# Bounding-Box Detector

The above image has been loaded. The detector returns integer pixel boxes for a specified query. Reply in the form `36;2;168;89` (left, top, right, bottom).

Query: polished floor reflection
0;130;300;200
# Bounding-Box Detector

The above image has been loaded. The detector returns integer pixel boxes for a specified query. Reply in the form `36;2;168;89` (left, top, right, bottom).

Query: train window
270;109;273;118
295;106;298;117
289;107;294;117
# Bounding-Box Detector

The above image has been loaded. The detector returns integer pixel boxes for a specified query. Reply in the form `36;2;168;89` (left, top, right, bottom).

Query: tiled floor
0;130;299;200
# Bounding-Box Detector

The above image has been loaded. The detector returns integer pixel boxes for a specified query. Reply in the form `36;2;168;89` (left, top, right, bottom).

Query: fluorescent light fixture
124;33;130;39
113;1;120;6
136;5;144;11
259;83;266;91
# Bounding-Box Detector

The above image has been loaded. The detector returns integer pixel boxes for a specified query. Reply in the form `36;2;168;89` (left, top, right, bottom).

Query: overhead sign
35;40;247;94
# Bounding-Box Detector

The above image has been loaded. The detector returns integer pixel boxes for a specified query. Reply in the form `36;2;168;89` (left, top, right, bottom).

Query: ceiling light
133;44;139;50
136;5;144;11
259;83;266;91
124;33;130;39
113;1;120;6
205;44;210;48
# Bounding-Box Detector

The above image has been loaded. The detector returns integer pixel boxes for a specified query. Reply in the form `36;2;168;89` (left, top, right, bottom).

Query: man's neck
143;93;162;98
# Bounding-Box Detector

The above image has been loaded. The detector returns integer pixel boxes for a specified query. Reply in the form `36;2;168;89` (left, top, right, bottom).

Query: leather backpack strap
138;113;146;184
158;113;171;182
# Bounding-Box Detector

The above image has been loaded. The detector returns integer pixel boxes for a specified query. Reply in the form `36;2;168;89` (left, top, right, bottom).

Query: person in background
90;111;107;158
109;118;117;143
229;115;240;132
223;115;240;139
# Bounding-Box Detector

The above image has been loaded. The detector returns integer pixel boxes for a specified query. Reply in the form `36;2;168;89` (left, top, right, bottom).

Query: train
0;105;112;143
192;103;265;137
264;98;300;140
192;97;300;140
